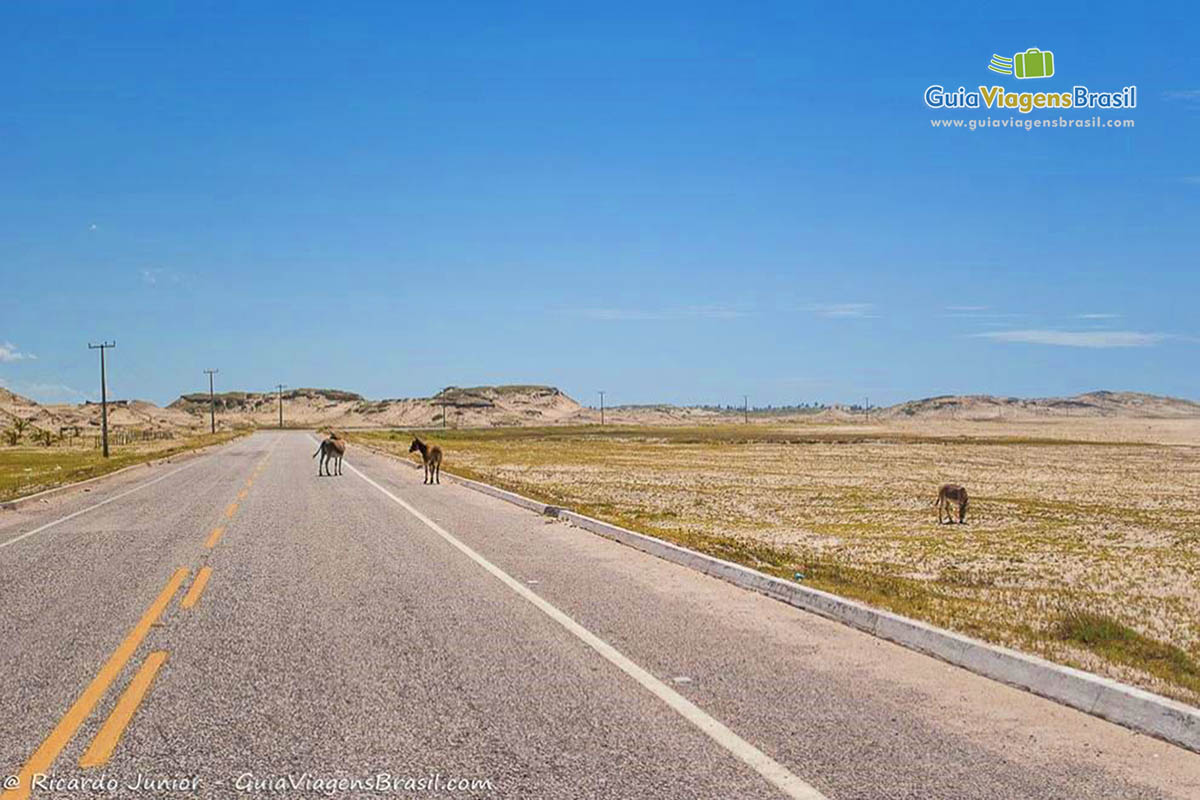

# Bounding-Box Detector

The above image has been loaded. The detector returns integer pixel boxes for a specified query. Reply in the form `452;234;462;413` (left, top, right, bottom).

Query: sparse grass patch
1054;610;1200;695
348;422;1200;705
0;430;247;502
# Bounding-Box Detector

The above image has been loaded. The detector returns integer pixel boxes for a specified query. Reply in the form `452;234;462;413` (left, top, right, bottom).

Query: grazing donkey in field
313;433;346;477
936;484;969;524
409;437;442;484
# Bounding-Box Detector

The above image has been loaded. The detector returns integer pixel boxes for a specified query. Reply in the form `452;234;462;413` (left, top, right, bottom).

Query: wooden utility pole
204;369;219;434
275;384;287;428
88;342;116;457
598;391;606;426
743;394;749;425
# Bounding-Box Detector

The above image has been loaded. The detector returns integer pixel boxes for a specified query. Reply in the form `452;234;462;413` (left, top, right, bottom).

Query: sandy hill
6;385;1198;440
881;391;1200;421
167;384;585;429
0;387;55;428
0;387;202;440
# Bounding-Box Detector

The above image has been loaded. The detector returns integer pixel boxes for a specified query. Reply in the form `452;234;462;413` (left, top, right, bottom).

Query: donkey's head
408;437;424;454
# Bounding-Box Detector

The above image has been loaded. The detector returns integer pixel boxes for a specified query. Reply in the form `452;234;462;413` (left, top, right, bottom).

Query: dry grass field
352;419;1200;706
0;430;245;502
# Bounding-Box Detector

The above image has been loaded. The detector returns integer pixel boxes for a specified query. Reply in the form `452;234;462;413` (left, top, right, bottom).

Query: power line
204;369;219;434
88;342;116;457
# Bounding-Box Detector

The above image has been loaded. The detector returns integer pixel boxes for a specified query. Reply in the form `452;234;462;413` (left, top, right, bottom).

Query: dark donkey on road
409;437;443;484
313;432;346;476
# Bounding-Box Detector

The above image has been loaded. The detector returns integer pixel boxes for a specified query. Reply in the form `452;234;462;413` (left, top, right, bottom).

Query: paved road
1;431;1198;799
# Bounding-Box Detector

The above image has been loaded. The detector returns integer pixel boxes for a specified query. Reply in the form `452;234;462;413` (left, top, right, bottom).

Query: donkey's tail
312;445;322;458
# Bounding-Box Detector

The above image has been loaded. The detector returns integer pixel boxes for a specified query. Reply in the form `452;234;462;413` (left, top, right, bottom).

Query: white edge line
0;461;201;550
338;446;827;800
0;432;281;551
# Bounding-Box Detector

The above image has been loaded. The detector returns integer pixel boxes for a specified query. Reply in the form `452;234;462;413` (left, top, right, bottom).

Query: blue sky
1;1;1197;407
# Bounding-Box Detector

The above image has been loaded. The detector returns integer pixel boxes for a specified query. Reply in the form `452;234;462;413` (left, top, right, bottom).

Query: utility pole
865;396;870;424
743;394;749;425
275;384;287;428
598;391;606;426
204;369;219;434
88;342;116;457
442;401;447;429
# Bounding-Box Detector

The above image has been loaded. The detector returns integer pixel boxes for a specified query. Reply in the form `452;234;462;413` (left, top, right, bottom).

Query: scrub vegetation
0;430;246;502
351;421;1200;705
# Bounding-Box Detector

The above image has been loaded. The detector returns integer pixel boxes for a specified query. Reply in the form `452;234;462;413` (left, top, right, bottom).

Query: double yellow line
1;569;186;800
3;454;272;800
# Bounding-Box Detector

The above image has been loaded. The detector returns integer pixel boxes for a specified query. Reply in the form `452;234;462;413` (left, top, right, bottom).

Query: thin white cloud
579;305;747;321
943;309;1025;320
972;329;1169;348
1076;313;1121;320
2;380;92;403
141;267;186;287
1163;89;1200;102
0;342;36;362
807;303;877;319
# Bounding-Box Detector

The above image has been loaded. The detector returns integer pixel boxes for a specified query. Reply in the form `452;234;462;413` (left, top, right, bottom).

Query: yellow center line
180;567;212;610
78;651;169;768
224;502;238;518
236;489;248;500
205;526;225;548
0;569;188;800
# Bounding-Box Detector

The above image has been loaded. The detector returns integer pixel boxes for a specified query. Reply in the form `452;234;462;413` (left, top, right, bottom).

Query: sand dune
3;384;1197;441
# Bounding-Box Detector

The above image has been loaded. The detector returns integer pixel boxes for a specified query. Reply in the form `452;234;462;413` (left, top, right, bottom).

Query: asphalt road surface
2;432;1198;799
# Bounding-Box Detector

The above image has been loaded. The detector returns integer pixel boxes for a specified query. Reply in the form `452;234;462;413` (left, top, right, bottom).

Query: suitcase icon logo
988;48;1055;79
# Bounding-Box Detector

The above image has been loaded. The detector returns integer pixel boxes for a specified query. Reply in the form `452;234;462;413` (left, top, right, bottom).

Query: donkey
936;484;969;524
409;437;442;484
313;433;346;477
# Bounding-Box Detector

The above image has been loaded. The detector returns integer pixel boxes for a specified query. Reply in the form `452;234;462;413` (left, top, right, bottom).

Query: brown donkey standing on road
936;484;969;524
409;437;442;484
313;432;346;476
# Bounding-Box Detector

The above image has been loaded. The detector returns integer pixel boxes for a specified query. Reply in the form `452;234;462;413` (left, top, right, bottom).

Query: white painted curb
554;510;1200;753
353;437;1200;753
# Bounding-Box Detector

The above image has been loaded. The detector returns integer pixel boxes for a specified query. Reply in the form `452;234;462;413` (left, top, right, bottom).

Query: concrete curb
351;440;563;516
351;437;1200;753
0;432;250;511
